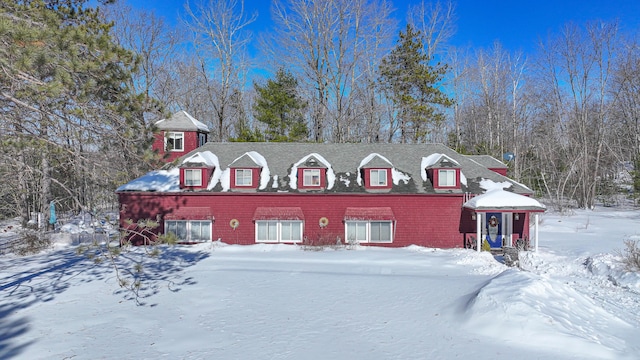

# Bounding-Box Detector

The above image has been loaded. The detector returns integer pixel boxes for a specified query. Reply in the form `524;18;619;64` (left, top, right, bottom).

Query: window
303;169;321;186
438;169;456;187
345;221;392;244
256;220;303;243
165;220;211;242
198;133;207;147
235;169;253;186
369;169;388;186
184;169;202;187
166;132;184;152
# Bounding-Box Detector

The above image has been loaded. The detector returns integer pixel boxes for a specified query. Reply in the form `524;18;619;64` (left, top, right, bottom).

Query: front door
485;212;502;248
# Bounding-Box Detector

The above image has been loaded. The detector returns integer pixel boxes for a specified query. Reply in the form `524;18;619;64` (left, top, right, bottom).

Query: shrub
14;229;51;255
618;239;640;272
302;232;343;251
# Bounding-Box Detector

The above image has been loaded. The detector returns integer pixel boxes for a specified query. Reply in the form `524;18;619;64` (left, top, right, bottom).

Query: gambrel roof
118;142;531;195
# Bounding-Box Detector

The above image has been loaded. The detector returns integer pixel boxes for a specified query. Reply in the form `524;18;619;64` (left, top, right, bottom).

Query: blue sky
124;0;640;54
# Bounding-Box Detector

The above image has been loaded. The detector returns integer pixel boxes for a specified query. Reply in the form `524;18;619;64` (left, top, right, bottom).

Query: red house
152;110;209;163
119;112;545;249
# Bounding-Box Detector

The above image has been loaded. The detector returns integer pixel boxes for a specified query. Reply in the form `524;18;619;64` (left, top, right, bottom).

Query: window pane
357;223;366;240
291;222;301;241
347;222;357;242
185;169;202;186
167;221;187;240
236;169;252;186
167;132;184;151
281;222;291;241
304;169;320;186
200;222;211;241
371;222;391;242
257;222;267;241
268;221;277;240
371;170;387;186
438;169;455;187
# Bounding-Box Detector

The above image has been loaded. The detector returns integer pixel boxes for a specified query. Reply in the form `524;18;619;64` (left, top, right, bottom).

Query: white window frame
165;220;211;242
345;221;393;244
255;220;303;243
438;169;456;187
369;169;388;187
165;131;184;152
303;169;321;186
235;169;253;186
184;169;202;187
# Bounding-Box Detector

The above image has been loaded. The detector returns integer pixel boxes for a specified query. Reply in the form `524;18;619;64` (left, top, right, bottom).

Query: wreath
319;217;329;228
229;218;240;229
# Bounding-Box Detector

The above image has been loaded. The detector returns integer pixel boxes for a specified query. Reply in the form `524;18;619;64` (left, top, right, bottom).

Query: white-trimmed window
166;132;184;152
345;221;393;244
235;169;253;186
165;220;211;242
303;169;321;186
438;169;456;187
370;169;388;186
184;169;202;186
256;220;303;243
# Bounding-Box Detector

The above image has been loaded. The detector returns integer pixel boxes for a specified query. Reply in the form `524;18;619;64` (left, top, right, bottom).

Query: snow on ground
1;207;640;359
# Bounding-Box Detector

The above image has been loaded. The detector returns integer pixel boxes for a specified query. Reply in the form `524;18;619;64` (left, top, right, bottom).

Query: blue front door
485;212;502;248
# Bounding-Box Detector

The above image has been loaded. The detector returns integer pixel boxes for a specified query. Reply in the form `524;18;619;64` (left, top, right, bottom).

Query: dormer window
370;169;388;187
438;169;456;187
166;132;184;152
303;169;321;186
235;169;253;186
184;169;202;187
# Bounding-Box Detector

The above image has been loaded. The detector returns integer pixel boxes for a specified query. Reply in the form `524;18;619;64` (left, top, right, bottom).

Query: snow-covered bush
302;232;343;251
618;239;640;272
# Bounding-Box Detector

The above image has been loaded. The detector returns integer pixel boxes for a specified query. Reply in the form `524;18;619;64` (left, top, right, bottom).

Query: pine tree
0;0;151;224
253;68;308;142
379;24;452;143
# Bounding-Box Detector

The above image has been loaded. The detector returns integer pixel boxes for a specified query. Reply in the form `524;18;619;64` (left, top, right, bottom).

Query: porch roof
253;207;305;220
344;207;395;221
463;189;546;212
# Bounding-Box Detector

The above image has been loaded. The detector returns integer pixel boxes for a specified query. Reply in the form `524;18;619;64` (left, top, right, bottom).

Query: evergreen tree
0;0;152;224
253;68;308;142
378;24;452;143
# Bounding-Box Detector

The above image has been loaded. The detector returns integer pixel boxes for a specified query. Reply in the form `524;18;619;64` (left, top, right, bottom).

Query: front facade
118;116;544;249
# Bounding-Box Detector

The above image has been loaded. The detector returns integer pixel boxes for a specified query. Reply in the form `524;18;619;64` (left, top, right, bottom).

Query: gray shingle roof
466;155;508;169
182;142;532;195
155;111;210;132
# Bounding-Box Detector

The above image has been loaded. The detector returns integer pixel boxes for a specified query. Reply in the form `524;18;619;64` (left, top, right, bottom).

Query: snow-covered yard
1;207;639;359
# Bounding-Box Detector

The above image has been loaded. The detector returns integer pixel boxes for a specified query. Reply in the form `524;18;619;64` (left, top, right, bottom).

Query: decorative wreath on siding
319;217;329;228
229;219;239;230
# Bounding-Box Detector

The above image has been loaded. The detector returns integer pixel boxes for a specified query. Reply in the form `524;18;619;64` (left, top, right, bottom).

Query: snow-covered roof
155;110;209;132
421;153;459;168
463;189;546;211
117;143;534;195
182;151;218;167
116;169;180;192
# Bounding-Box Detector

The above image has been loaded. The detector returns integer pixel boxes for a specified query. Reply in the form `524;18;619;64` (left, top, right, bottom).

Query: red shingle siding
118;192;467;248
151;131;202;163
489;167;508;176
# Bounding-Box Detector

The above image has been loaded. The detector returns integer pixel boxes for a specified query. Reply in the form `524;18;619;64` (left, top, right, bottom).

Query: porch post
476;213;481;252
534;213;539;252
